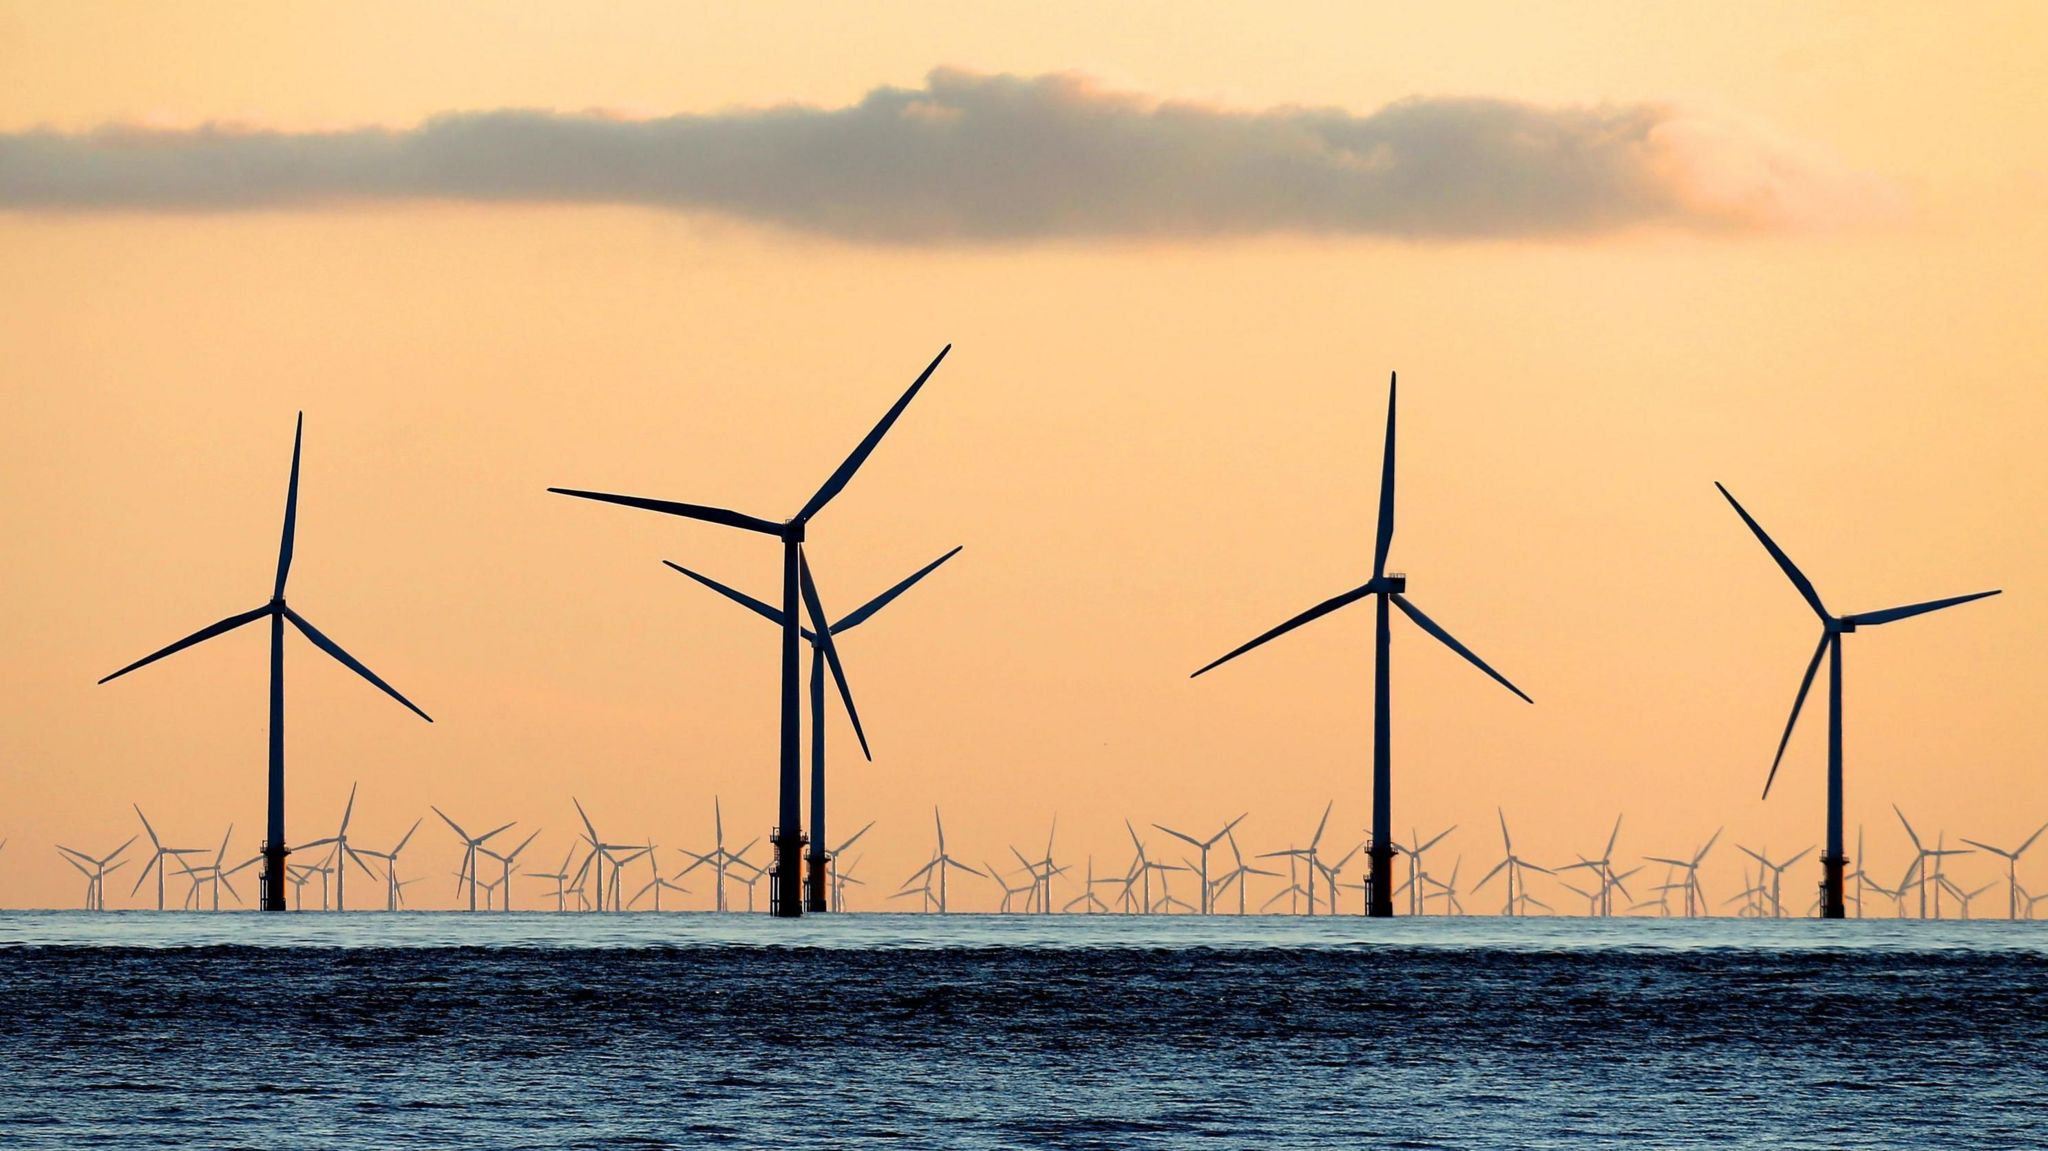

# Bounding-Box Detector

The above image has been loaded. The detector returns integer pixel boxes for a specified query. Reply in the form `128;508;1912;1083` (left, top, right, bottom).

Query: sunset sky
3;3;2044;912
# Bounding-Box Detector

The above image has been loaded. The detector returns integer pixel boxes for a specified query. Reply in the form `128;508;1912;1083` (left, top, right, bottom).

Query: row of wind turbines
84;347;2007;917
31;794;2045;918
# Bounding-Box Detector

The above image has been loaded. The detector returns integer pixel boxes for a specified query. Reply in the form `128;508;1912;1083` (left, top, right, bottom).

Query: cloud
0;69;1892;241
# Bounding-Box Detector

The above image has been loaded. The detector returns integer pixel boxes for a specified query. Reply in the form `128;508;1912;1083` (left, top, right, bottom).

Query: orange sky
2;3;2044;912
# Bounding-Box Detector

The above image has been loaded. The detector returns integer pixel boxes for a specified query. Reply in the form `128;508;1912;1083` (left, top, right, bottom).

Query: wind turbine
1063;855;1112;914
433;806;514;912
98;415;433;911
667;546;961;912
1124;820;1187;914
1893;806;1970;919
57;839;133;910
630;843;690;911
990;861;1037;913
355;818;423;912
1716;482;1999;919
897;807;982;913
130;805;205;912
1012;817;1063;914
1315;843;1362;915
1736;845;1813;918
1430;857;1466;916
529;845;577;912
1644;829;1721;918
1398;825;1457;916
1929;831;1973;919
1212;830;1280;916
1474;809;1552;916
1962;822;2048;920
1154;814;1246;914
479;829;542;913
552;346;951;916
569;798;645;912
1259;802;1336;915
1193;377;1531;916
1559;816;1628;917
676;797;757;912
829;854;867;912
826;820;876;912
294;783;381;912
179;825;255;911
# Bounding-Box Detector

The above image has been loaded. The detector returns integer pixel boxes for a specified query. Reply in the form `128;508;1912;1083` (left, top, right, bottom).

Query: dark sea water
1;914;2043;1149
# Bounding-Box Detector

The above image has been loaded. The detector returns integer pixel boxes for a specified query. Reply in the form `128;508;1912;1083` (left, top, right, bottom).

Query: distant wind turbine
354;818;424;912
1474;809;1552;916
57;839;133;911
433;806;514;912
1962;822;2048;920
1260;803;1337;915
1716;481;1999;919
1194;375;1532;916
1644;828;1721;918
897;807;982;913
1154;814;1246;915
294;783;380;912
98;415;433;911
551;346;951;916
130;805;205;912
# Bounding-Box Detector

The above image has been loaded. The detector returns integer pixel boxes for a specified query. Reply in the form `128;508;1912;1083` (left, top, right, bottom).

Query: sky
2;3;2045;913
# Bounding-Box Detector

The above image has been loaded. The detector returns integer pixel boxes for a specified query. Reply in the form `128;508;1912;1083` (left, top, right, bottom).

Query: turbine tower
1193;375;1532;917
1716;482;2000;919
665;545;960;911
550;347;950;916
98;415;433;911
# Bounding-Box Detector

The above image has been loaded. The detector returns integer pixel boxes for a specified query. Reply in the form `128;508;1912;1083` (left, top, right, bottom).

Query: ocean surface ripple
2;914;2044;1149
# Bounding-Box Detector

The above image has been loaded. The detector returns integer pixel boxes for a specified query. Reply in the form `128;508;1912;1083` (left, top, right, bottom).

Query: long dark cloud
0;69;1886;241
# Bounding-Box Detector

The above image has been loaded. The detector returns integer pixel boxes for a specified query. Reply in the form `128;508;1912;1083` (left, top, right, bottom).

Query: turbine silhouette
551;346;949;916
1716;481;1999;919
98;415;432;911
1194;375;1530;916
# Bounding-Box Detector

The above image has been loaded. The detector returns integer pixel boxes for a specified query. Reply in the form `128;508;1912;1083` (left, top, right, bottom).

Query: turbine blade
833;820;875;856
1714;483;1828;620
1847;590;2001;628
431;806;469;842
1764;634;1828;799
1892;804;1922;852
1473;858;1509;892
281;607;432;722
275;412;303;599
1154;825;1203;850
797;345;951;524
831;546;963;635
1373;372;1397;580
800;555;870;760
547;488;782;536
1390;595;1532;704
1191;584;1375;678
133;805;162;850
340;782;358;833
99;604;273;684
662;561;787;627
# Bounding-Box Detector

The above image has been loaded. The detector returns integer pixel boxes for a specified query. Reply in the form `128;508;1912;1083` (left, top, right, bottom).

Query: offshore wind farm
3;5;2048;1149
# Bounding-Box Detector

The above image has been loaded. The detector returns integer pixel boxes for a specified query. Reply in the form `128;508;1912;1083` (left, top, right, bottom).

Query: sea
0;913;2042;1149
